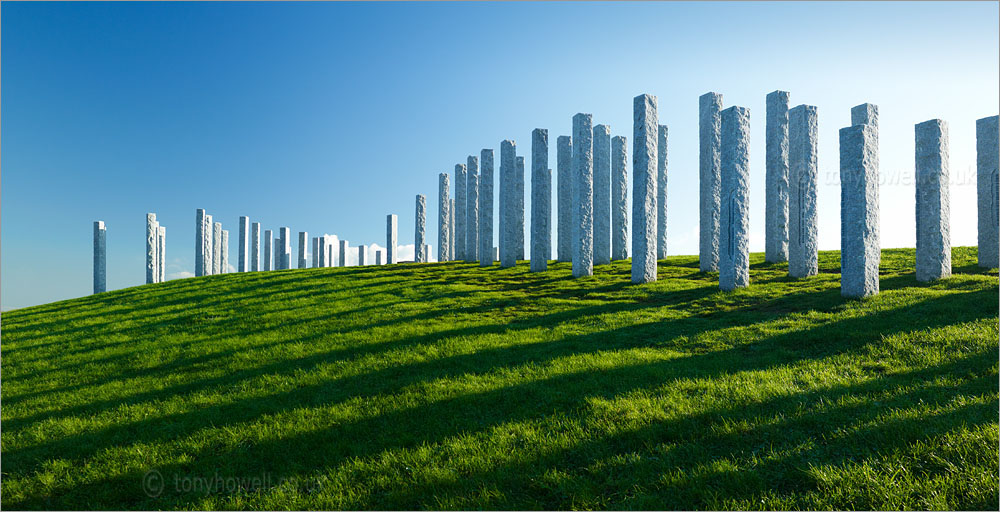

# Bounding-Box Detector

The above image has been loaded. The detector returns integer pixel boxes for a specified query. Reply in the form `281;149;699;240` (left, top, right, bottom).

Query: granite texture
146;213;158;284
479;149;495;267
699;92;723;272
840;122;880;298
557;135;573;262
94;221;106;293
632;95;658;284
220;229;228;274
386;214;398;264
195;209;207;276
572;113;594;278
263;229;273;271
449;199;455;260
339;239;349;267
415;194;427;263
766;90;790;263
439;173;451;262
213;222;223;275
467;156;479;262
612;135;628;261
455;163;467;261
657;124;669;259
279;227;291;270
719;106;751;292
239;216;249;272
788;104;819;278
298;231;309;269
358;245;368;266
516;156;525;261
977;115;999;268
593;124;612;266
915;119;951;282
312;237;319;267
500;140;517;268
158;226;166;281
251;222;261;271
531;128;550;272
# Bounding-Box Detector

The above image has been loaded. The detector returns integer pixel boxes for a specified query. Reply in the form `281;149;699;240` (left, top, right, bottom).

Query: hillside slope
2;247;997;510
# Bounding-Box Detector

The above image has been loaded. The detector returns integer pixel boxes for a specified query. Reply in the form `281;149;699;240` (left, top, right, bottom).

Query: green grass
2;247;997;510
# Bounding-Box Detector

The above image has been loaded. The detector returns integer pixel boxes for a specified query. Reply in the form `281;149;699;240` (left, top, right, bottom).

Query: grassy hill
2;247;997;510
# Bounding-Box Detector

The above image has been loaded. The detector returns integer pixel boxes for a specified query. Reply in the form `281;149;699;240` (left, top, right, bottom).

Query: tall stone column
840;109;880;298
358;245;368;266
220;229;228;273
572;113;594;278
531;128;551;272
376;250;383;265
213;222;223;274
467;156;479;262
516;156;526;261
251;222;261;271
612;135;628;261
455;163;467;261
195;209;207;276
449;199;455;261
851;103;879;132
977;115;999;268
238;216;250;272
339;239;349;267
765;90;790;263
204;214;214;275
719;106;751;292
439;173;451;262
593;124;612;266
557;135;573;262
386;214;398;264
312;237;319;267
632;94;658;284
415;194;427;263
915;119;951;282
788;104;819;278
146;213;158;284
500;140;517;268
298;231;309;269
657;124;669;260
280;227;291;270
699;92;723;272
273;236;280;271
264;229;273;271
479;148;495;267
94;221;106;293
319;236;328;267
158;225;166;282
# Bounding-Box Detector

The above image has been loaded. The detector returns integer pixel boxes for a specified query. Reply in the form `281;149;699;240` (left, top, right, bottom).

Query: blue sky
2;1;997;310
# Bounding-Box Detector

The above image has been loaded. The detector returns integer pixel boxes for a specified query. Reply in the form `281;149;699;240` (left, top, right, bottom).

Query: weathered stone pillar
439;173;451;262
593;124;612;266
158;225;166;281
531;128;550;272
840;110;880;298
94;221;106;293
358;245;368;266
312;237;319;267
386;214;398;264
467;159;480;262
279;227;291;270
213;222;223;274
516;156;526;261
264;229;273;271
479;148;495;267
455;163;467;261
788;104;819;278
376;250;383;265
573;113;594;278
273;236;280;271
915;119;951;282
612;135;628;261
416;194;427;263
557;135;573;262
319;236;328;267
449;199;455;260
851;103;879;131
720;106;751;292
766;90;790;263
204;214;214;275
146;213;158;284
656;124;670;260
633;95;658;283
977;115;999;268
700;92;723;272
196;209;207;276
339;239;349;267
220;229;228;273
298;231;309;269
500;140;517;268
251;222;261;271
239;216;250;272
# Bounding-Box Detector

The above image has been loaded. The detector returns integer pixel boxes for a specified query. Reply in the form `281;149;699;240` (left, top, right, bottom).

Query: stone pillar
277;227;290;270
467;156;479;262
455;163;467;261
204;214;214;275
572;113;594;278
439;173;451;262
977;115;999;268
612;135;628;261
479;148;495;267
415;194;427;263
146;213;158;284
788;104;819;278
915;119;951;282
840;111;880;298
593;124;612;266
220;229;228;273
500;140;517;268
311;237;318;267
632;94;658;284
251;222;261;271
657;124;669;260
273;236;280;271
298;231;309;269
238;216;250;272
699;92;723;272
158;226;166;282
851;103;879;131
766;90;790;263
358;245;368;266
319;236;327;267
386;214;398;264
720;106;751;292
516;155;526;261
449;199;455;261
557;135;573;262
264;230;273;271
339;239;349;267
213;222;223;274
94;221;106;293
531;128;551;272
376;250;383;265
195;209;206;276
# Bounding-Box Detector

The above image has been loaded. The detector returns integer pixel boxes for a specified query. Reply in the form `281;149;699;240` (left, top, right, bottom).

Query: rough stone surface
358;245;368;266
455;163;467;261
264;229;273;271
386;214;398;264
415;194;427;263
273;236;280;271
657;124;669;259
851;103;879;131
915;119;951;282
146;213;158;284
213;222;223;275
251;222;261;271
700;92;723;272
766;91;790;263
788;104;819;278
376;250;383;265
312;237;319;267
573;113;594;278
531;128;550;272
449;199;455;260
840;121;880;298
467;156;479;262
977;115;999;268
339;239;349;267
280;227;292;270
158;226;166;281
720;106;751;292
612;135;628;261
557;135;573;262
632;95;658;283
438;173;451;262
319;236;327;267
239;216;249;272
94;221;106;293
298;231;309;269
479;149;495;266
500;140;517;268
195;209;206;276
593;124;612;266
220;229;228;273
516;156;526;261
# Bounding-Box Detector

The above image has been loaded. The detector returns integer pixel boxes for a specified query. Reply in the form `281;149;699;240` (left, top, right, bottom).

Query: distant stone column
319;236;328;267
146;213;158;284
531;128;551;272
557;135;573;262
915;119;951;282
264;230;273;271
467;160;480;262
251;222;261;271
657;124;669;260
572;113;594;278
298;231;309;269
213;222;223;274
376;250;383;265
700;92;723;272
158;226;166;282
239;216;250;272
500;140;517;268
439;173;451;262
719;106;751;292
766;90;790;263
977;115;999;268
358;245;368;266
455;163;467;261
479;149;495;267
415;194;427;263
339;239;349;267
195;209;207;276
612;135;628;261
632;95;658;284
516;156;526;261
312;237;319;267
593;124;612;266
386;214;398;264
449;199;455;261
279;227;291;270
94;221;106;293
840;111;880;298
220;230;229;273
204;214;214;275
788;104;819;278
273;236;280;271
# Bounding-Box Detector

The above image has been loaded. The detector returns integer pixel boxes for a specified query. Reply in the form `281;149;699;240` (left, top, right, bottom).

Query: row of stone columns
146;213;166;284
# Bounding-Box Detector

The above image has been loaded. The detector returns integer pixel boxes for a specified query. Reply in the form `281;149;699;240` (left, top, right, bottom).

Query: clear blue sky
2;1;997;310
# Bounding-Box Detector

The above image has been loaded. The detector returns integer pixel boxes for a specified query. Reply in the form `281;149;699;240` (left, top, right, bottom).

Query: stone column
612;135;628;261
479;148;495;267
840;111;880;298
319;236;328;267
449;199;455;260
298;231;309;269
251;222;261;271
146;213;158;284
572;113;594;278
279;227;291;270
699;92;723;272
467;156;479;262
339;239;349;267
851;103;879;131
239;216;250;272
720;106;751;292
557;135;573;262
204;214;214;275
213;222;223;274
264;230;273;271
311;237;318;267
220;229;228;273
455;163;467;261
195;209;206;276
415;194;427;263
531;128;550;272
977;115;999;268
593;124;612;266
158;225;166;282
358;245;368;266
93;221;106;293
788;104;819;278
500;140;517;268
516;155;526;261
632;95;658;284
376;250;383;265
386;214;398;264
439;173;451;262
657;124;669;260
766;90;790;263
273;236;280;271
915;119;951;282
